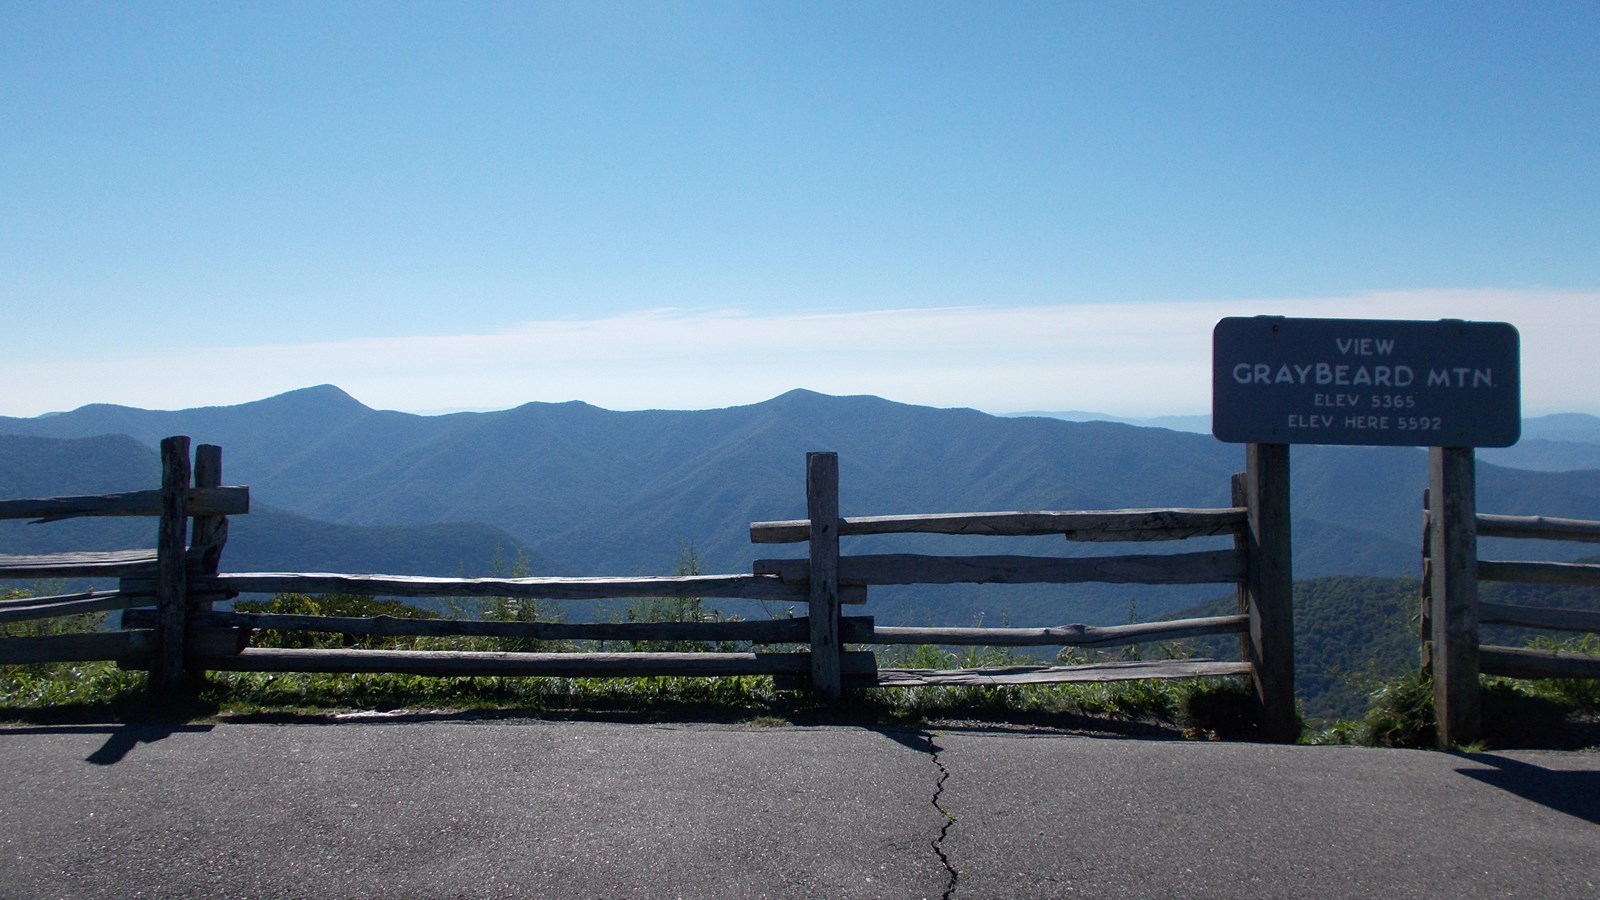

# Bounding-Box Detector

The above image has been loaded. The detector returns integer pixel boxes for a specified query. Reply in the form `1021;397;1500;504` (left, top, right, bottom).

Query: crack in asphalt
925;732;959;899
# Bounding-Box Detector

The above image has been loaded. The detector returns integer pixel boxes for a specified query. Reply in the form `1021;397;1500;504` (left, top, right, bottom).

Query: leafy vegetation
5;565;1596;749
1;584;1261;736
197;585;1253;734
1308;654;1600;751
1520;633;1600;711
234;593;441;649
0;588;148;715
1174;572;1600;726
1176;576;1421;722
856;640;1261;738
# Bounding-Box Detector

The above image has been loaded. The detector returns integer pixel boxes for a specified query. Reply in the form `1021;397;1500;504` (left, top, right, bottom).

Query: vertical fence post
190;444;226;583
1419;488;1433;675
1238;443;1296;741
807;451;843;701
153;435;192;693
187;443;225;685
1429;446;1480;747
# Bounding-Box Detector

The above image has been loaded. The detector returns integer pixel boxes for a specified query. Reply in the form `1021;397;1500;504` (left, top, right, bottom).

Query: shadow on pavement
1457;753;1600;826
0;722;217;765
918;714;1187;741
84;721;216;765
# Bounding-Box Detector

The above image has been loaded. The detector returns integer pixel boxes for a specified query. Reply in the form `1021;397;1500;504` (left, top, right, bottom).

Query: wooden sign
1213;316;1521;447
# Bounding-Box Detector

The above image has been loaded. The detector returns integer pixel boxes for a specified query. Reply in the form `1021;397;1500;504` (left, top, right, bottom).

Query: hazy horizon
12;381;1599;428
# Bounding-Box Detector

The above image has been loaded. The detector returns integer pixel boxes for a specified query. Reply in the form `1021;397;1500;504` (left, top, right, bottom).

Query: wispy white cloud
4;289;1596;417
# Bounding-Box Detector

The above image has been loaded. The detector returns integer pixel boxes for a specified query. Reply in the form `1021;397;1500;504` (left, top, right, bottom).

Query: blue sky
4;2;1597;417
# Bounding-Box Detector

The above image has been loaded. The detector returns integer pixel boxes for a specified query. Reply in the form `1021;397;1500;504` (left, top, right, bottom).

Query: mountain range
1011;409;1600;471
0;433;534;578
5;385;1600;628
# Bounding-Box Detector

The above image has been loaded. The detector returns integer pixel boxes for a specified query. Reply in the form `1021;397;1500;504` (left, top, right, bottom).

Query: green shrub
1175;680;1262;740
1517;634;1600;712
1360;672;1436;748
0;589;148;717
232;593;438;649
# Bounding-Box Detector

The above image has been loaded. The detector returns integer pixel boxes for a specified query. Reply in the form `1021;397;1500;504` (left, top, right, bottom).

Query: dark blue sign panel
1213;317;1520;447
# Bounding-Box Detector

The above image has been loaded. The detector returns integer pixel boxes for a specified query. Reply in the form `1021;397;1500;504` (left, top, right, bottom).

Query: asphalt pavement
2;717;1596;899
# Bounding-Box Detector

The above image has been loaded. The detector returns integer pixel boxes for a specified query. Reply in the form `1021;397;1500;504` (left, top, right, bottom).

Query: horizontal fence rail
750;508;1248;544
870;614;1250;648
0;630;153;666
0;487;249;523
0;438;238;687
121;572;854;604
1474;512;1600;669
1476;559;1600;588
1426;465;1600;746
1478;601;1600;634
875;659;1255;687
0;589;144;624
1478;640;1600;675
5;439;1297;741
750;450;1294;742
753;549;1244;587
121;608;878;646
0;550;159;579
1479;645;1600;680
1476;513;1600;543
195;647;880;680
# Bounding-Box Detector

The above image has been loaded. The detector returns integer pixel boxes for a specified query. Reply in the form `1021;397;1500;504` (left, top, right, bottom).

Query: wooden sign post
1235;444;1296;742
1214;316;1520;745
1428;447;1480;745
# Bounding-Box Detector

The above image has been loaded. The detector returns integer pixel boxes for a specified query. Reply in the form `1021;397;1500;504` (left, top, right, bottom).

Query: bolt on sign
1212;316;1521;447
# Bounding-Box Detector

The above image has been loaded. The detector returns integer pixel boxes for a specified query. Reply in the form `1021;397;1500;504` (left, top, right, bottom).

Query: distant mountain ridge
6;386;1600;626
1004;410;1213;433
0;432;545;580
1010;408;1600;472
1520;413;1600;443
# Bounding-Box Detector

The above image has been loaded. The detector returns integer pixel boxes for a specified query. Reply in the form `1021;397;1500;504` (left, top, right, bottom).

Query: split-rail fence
1424;446;1600;746
3;436;1296;740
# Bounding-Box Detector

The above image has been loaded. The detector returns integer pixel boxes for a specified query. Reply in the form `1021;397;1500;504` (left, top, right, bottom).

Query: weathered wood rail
0;437;869;687
750;449;1296;740
0;437;242;689
0;487;248;523
5;437;1297;740
1423;448;1600;746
